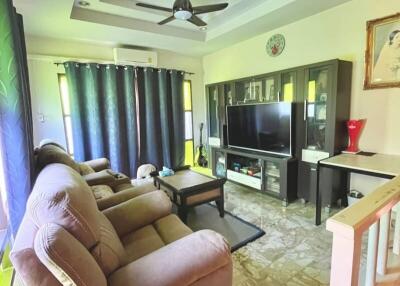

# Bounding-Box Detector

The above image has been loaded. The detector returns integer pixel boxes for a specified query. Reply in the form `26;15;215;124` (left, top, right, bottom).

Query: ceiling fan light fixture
78;1;90;7
174;9;192;20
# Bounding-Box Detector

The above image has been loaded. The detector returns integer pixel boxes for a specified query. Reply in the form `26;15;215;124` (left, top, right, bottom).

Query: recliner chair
35;141;157;210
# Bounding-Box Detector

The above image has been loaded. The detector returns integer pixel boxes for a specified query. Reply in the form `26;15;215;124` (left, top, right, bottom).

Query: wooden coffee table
154;167;227;223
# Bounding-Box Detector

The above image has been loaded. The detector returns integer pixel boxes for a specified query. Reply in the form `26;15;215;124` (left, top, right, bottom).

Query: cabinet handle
311;168;317;171
303;99;307;121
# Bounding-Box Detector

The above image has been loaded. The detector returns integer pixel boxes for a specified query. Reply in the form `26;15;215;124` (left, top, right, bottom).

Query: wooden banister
327;176;400;286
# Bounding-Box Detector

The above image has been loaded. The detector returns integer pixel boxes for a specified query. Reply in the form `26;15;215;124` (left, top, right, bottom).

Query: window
58;74;74;155
184;80;194;166
58;75;194;166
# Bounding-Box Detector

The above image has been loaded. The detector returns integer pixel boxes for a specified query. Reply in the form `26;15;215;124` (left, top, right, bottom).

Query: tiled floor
223;181;334;286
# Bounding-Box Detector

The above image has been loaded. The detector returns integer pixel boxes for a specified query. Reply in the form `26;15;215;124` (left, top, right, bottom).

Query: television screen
227;102;292;156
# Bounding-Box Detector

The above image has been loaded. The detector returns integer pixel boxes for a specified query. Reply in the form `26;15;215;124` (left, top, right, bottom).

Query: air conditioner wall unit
113;48;157;67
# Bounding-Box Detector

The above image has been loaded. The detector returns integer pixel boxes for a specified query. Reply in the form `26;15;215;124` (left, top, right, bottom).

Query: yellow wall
202;0;399;193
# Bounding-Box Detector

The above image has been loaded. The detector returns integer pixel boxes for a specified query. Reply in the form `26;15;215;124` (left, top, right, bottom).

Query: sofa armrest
83;170;116;186
97;183;156;211
84;158;110;172
108;230;232;286
102;191;172;237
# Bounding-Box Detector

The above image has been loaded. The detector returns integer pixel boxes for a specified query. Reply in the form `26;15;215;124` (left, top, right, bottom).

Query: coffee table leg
178;206;188;223
215;187;225;217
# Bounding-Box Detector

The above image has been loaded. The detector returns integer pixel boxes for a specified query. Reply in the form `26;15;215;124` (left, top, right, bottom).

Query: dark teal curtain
65;63;137;177
137;68;185;169
65;64;185;177
0;1;34;235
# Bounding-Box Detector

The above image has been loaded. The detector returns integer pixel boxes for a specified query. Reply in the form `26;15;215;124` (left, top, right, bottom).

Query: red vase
346;119;364;153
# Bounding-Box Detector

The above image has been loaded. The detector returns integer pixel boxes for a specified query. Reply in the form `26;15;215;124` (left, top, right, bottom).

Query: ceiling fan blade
158;15;176;25
187;15;207;27
193;3;228;15
136;3;172;13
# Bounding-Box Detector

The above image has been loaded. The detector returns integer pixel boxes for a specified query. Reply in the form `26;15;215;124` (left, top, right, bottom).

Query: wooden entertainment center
211;146;297;206
206;59;352;207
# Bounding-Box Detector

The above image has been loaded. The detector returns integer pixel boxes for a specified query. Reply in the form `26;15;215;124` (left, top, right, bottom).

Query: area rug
176;204;265;252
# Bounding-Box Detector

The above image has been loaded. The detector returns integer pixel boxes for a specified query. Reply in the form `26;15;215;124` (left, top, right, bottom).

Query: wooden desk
315;153;400;225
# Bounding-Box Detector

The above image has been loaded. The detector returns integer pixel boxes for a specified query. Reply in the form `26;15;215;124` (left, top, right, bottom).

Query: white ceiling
14;0;351;57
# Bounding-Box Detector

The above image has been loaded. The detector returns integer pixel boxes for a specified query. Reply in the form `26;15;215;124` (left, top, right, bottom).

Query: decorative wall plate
266;34;285;57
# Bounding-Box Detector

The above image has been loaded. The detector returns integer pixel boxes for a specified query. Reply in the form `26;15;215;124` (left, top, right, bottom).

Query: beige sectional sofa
10;163;232;285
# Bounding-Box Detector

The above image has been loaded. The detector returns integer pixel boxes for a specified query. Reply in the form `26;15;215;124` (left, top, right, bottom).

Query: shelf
227;170;261;190
265;172;280;178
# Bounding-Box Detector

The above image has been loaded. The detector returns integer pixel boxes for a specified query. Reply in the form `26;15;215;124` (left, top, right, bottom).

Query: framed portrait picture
364;13;400;89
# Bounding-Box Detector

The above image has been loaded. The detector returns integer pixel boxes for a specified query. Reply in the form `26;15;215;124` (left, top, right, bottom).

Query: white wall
202;0;399;193
28;59;67;147
26;36;206;149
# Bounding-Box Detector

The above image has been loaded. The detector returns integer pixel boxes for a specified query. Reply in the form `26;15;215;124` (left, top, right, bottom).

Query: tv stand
211;146;297;205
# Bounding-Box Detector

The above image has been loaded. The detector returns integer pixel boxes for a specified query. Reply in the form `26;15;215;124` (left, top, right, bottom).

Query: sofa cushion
91;214;127;276
121;225;165;262
92;185;114;200
36;144;80;173
34;223;107;286
154;214;193;244
27;163;100;248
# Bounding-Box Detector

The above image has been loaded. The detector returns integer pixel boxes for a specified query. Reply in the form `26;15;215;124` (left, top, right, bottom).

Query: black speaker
222;124;228;146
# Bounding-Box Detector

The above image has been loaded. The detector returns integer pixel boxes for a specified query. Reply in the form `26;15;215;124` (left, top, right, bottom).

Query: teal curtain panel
0;0;34;235
65;63;185;177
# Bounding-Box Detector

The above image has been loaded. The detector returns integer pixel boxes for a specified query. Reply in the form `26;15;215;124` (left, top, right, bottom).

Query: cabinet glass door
215;151;227;178
305;66;330;150
280;72;295;102
264;161;280;194
235;79;263;104
208;86;219;138
264;76;278;102
224;84;233;106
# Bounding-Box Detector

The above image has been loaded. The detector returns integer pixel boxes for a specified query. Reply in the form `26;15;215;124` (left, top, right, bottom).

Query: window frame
184;80;195;166
57;74;74;156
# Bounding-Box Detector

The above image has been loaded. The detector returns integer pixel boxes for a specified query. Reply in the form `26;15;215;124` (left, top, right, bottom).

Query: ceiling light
78;1;90;7
174;10;192;20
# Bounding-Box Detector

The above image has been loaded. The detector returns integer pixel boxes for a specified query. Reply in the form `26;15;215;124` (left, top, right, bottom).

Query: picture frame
364;13;400;89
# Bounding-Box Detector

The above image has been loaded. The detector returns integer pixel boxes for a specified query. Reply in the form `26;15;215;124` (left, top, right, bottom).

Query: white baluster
377;211;391;275
366;221;380;286
393;203;400;255
329;232;362;286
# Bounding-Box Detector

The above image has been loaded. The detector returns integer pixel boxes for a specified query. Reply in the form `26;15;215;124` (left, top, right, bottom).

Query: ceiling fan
136;0;229;27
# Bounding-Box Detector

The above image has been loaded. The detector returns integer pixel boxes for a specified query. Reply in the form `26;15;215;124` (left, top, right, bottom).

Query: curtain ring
106;65;110;69
75;63;79;67
86;64;90;69
124;66;128;70
116;66;119;70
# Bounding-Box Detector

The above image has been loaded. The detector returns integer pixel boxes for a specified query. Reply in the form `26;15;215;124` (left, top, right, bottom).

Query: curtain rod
53;62;195;75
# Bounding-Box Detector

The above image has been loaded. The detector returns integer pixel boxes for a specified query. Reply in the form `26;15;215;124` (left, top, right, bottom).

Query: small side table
153;167;227;223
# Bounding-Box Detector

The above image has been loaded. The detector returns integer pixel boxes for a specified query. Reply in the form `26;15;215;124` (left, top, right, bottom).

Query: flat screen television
227;102;292;156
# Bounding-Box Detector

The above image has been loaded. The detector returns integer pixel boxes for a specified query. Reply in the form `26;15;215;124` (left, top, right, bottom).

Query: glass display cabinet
298;60;352;206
